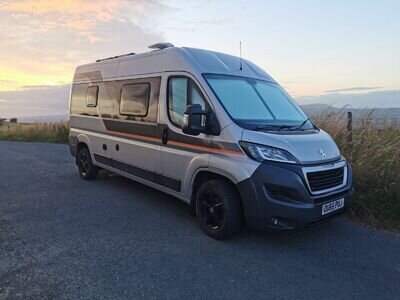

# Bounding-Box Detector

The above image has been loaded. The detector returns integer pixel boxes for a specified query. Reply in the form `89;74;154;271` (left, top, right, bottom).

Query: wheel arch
190;169;243;217
75;134;92;164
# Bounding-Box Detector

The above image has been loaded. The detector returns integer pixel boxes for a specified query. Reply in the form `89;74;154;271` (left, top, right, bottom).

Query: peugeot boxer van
69;43;354;239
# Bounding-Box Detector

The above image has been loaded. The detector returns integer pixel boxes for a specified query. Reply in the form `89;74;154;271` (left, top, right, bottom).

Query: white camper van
69;43;354;239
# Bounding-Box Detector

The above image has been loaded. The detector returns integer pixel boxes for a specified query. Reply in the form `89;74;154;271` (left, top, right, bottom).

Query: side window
168;77;207;127
168;78;187;127
120;83;150;116
86;86;98;107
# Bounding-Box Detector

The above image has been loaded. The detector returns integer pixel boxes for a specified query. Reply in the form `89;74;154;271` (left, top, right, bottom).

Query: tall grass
0;122;69;144
313;109;400;231
0;113;399;230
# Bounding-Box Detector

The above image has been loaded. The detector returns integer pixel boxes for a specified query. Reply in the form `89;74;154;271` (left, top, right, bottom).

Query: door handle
161;126;168;145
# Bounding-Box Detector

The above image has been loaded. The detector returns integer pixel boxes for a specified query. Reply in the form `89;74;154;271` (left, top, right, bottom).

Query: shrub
312;109;400;230
0;122;69;144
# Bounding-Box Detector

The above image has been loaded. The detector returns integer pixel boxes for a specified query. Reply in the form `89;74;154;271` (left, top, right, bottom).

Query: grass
0;112;399;231
313;109;400;231
0;122;69;144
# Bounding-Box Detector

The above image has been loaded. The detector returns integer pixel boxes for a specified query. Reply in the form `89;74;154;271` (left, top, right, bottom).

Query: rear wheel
77;147;98;180
196;179;243;239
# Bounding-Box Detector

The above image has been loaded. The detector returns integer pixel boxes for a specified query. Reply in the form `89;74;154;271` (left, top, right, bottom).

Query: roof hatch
148;42;174;50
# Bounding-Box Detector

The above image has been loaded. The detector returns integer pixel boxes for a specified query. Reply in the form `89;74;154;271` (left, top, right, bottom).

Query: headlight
239;141;298;164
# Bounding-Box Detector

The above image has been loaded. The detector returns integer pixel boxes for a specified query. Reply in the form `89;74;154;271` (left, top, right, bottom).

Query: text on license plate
322;198;344;215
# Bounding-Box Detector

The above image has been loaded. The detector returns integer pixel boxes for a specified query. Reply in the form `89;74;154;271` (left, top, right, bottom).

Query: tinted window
86;86;98;107
168;78;187;127
120;83;150;116
168;77;207;127
189;80;206;107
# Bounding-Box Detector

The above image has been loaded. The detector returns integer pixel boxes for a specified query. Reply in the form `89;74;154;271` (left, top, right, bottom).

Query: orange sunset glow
0;0;399;118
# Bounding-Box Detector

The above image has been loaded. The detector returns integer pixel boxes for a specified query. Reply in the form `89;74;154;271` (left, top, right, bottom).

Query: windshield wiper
255;124;295;131
256;118;316;132
290;118;314;131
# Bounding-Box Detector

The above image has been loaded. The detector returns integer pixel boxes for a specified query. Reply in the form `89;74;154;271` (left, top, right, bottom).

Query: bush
0;122;69;144
313;109;400;231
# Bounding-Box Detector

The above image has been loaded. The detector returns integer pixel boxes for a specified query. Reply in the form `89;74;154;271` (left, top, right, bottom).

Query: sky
0;0;399;118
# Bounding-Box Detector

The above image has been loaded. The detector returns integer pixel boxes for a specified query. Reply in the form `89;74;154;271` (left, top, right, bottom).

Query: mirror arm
204;111;220;135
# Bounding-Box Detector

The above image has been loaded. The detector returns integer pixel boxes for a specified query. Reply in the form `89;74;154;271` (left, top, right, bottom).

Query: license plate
322;198;344;215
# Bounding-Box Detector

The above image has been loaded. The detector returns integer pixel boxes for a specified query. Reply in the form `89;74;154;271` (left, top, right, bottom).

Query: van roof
73;46;275;83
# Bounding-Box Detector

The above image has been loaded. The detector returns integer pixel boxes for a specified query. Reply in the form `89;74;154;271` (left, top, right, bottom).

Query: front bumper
236;159;354;230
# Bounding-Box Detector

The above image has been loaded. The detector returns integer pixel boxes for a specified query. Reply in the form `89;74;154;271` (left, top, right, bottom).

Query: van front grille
306;167;345;193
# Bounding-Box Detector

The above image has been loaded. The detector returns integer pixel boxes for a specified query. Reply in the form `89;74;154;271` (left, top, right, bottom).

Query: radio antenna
239;41;243;71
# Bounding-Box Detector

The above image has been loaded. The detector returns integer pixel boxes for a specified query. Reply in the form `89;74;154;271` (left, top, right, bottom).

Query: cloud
0;0;162;25
20;83;72;90
325;86;383;93
186;18;234;25
0;0;167;90
297;90;400;108
0;84;70;118
0;0;166;41
1;85;399;119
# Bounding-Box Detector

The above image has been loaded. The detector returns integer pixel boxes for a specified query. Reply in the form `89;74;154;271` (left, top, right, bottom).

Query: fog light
271;217;279;225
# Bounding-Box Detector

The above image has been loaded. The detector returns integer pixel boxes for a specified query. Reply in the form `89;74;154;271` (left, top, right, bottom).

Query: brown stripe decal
104;119;160;139
107;128;244;155
108;130;161;143
77;119;244;155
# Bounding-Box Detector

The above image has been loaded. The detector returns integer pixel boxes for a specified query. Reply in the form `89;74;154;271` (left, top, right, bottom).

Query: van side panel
98;81;117;119
70;76;165;194
104;77;161;186
70;83;95;116
69;82;112;162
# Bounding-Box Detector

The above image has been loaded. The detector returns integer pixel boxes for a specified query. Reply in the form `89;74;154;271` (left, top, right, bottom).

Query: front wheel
196;179;243;240
77;147;98;180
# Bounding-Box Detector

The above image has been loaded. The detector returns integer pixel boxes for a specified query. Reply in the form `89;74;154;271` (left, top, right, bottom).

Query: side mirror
182;104;207;136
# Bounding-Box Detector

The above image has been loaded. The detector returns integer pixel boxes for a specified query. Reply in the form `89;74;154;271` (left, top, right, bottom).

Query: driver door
158;74;212;194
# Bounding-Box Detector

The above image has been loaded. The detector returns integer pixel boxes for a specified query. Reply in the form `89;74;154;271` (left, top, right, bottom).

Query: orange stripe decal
107;130;244;155
168;140;244;155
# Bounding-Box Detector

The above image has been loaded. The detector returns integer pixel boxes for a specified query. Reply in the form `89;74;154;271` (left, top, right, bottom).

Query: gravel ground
0;141;399;299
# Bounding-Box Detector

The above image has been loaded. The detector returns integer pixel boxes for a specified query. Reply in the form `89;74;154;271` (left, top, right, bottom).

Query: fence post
347;111;353;160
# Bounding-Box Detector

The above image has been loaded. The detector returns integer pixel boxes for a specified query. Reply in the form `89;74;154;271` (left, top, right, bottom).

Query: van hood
241;129;341;164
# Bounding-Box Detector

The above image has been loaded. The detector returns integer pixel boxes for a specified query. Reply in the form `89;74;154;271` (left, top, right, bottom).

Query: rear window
120;83;150;116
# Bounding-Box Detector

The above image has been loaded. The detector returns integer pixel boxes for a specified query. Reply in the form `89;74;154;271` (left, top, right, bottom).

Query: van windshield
204;74;314;131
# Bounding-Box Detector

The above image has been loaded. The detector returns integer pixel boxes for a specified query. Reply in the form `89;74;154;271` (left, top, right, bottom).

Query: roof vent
148;42;174;50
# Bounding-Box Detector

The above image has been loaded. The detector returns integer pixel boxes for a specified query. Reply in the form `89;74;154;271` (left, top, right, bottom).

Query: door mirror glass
182;104;207;136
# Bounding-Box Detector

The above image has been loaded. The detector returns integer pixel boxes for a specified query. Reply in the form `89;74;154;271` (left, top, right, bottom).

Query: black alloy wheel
77;147;98;180
200;191;225;230
196;179;243;239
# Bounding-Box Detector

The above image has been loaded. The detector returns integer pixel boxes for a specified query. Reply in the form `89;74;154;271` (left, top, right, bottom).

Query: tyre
77;147;99;180
196;179;243;239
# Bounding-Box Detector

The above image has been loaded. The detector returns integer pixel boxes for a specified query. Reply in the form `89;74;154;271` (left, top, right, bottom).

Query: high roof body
73;46;275;84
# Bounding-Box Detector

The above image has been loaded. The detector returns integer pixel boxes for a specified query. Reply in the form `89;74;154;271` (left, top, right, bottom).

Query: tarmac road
0;141;399;299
